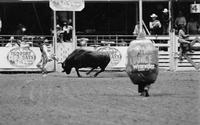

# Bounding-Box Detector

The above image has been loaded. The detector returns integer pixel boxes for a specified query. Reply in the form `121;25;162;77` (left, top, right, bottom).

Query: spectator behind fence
62;20;73;42
133;21;146;36
149;13;162;35
187;17;200;35
14;23;27;41
15;24;27;35
161;8;169;35
5;36;19;47
175;11;187;32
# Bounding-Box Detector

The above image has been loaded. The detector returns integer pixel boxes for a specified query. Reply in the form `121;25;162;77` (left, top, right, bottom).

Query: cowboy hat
150;13;158;18
163;8;168;13
43;39;49;43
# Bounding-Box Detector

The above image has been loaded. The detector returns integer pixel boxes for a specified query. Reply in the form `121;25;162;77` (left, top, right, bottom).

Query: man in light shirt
149;13;162;35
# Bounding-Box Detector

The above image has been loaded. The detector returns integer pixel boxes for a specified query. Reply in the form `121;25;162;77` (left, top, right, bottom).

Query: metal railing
76;35;137;46
0;35;53;47
77;34;171;51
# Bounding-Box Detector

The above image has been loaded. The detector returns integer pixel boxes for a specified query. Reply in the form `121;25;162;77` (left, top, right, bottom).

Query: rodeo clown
126;32;159;97
36;39;58;77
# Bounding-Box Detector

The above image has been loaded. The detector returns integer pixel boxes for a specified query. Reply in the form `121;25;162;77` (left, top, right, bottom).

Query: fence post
174;32;179;71
169;32;173;71
169;31;177;71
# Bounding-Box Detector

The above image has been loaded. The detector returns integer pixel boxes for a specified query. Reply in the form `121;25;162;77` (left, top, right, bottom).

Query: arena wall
0;33;199;72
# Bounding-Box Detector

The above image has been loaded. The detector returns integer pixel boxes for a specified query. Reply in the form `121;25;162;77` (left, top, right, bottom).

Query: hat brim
150;14;158;18
163;11;168;13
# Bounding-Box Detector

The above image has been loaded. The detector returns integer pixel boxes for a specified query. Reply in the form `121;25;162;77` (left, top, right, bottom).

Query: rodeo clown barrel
126;34;158;85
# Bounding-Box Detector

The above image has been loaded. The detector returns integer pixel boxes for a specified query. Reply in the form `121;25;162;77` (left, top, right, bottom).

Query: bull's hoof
140;90;149;97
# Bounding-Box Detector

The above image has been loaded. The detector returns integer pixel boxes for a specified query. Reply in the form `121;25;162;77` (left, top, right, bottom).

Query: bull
61;49;110;77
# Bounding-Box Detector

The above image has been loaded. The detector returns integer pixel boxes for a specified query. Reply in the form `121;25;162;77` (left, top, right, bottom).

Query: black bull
61;49;110;77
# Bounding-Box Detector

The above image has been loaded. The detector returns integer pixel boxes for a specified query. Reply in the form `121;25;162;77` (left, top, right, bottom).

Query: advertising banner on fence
0;47;54;71
96;47;122;67
49;0;85;11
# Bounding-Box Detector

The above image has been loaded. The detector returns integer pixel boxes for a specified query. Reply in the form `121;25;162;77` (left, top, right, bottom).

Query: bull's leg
138;84;144;94
75;68;81;77
94;69;104;77
86;68;95;75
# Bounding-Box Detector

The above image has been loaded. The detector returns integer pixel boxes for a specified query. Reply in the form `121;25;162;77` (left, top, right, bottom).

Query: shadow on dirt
151;93;177;97
81;93;137;98
52;73;129;79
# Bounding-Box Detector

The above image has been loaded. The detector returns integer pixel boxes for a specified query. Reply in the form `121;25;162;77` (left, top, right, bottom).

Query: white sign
49;0;85;11
97;47;122;67
7;47;36;67
190;4;200;13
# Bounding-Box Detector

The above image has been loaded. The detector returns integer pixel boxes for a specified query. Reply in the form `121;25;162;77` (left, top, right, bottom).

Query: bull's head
59;60;72;74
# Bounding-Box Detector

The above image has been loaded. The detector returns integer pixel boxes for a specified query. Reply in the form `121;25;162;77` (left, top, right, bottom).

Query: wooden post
174;33;179;71
72;11;76;50
169;0;177;71
169;31;175;71
169;0;173;71
169;0;174;33
53;10;57;71
139;0;143;33
169;0;172;32
135;2;138;25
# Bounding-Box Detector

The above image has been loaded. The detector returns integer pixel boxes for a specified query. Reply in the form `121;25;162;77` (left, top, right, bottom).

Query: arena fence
76;33;200;71
76;35;171;71
0;33;199;72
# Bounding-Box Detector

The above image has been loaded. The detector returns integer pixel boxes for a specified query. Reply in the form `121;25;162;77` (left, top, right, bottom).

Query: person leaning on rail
5;36;19;47
175;10;187;34
178;24;193;60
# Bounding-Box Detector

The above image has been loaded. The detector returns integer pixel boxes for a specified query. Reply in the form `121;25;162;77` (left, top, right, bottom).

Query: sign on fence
190;4;200;13
7;47;36;67
96;47;122;67
49;0;85;11
0;47;53;71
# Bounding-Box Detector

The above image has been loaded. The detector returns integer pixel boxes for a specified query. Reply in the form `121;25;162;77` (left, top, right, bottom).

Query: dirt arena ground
0;70;199;125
